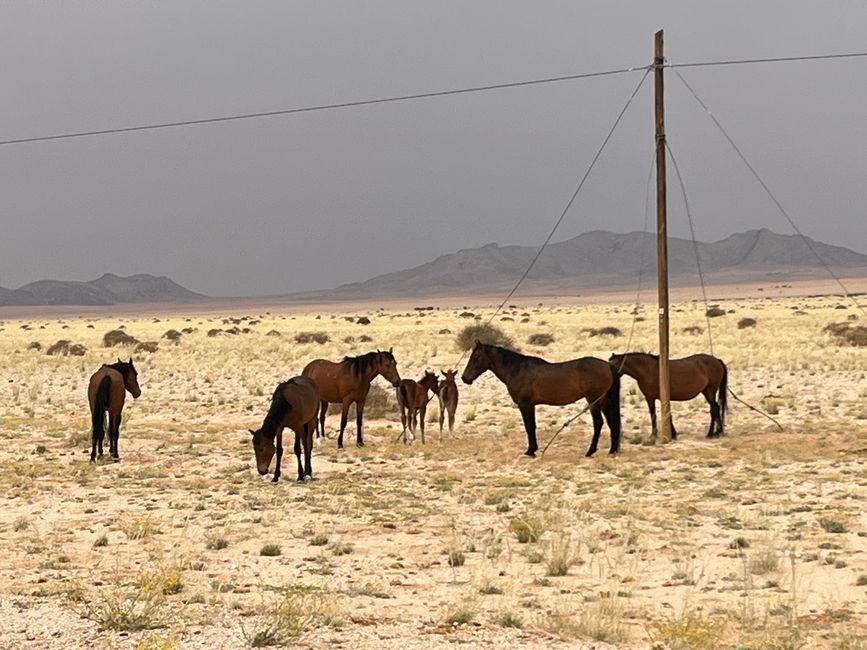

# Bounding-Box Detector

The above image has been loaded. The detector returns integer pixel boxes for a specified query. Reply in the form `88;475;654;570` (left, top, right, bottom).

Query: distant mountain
305;228;867;300
0;273;208;306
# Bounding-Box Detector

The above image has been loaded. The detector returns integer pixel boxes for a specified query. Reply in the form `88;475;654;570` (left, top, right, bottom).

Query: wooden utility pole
654;29;672;443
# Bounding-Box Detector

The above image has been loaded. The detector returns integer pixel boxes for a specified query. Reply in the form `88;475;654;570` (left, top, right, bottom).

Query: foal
437;369;459;440
396;370;439;443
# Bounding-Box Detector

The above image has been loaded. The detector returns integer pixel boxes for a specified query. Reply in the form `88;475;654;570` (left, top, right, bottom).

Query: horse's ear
388;347;393;354
117;358;123;364
248;429;256;436
128;357;133;365
473;339;481;348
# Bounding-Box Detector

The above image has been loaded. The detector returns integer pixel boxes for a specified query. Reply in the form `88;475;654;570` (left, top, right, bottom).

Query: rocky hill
1;274;207;306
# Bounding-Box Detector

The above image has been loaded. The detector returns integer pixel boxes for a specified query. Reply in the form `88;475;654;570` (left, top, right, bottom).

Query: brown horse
88;358;141;462
302;349;401;448
396;370;439;443
461;341;621;457
249;376;319;483
437;369;459;440
608;352;727;439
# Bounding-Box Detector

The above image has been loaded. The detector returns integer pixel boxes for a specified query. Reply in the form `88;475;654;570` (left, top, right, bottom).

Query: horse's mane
622;351;659;359
484;343;547;366
261;383;292;435
342;350;392;377
107;360;135;378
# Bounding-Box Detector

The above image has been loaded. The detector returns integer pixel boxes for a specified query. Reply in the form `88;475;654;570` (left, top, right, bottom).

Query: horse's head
248;428;275;476
376;348;401;387
608;353;626;375
120;358;142;398
461;341;489;385
442;369;458;383
420;370;438;391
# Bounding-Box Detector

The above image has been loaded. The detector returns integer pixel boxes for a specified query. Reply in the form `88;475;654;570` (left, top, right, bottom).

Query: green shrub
456;323;515;351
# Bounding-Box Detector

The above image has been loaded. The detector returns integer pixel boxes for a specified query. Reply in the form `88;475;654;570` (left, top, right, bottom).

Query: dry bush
706;306;726;318
527;333;555;346
103;329;139;347
27;341;42;351
824;322;867;347
46;340;87;356
682;326;703;335
737;318;757;329
135;341;159;354
266;330;281;337
582;326;622;337
456;323;516;351
294;331;330;345
162;329;182;342
356;316;371;325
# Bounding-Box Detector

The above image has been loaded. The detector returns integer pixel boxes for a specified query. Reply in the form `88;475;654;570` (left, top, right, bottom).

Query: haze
1;2;865;297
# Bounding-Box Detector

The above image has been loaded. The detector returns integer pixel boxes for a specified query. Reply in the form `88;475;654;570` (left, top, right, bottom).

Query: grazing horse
461;341;621;457
88;358;141;462
249;376;319;483
608;352;727;439
437;369;459;439
302;349;401;448
396;370;439;443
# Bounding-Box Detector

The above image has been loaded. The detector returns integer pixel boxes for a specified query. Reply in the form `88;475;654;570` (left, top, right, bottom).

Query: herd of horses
88;343;729;483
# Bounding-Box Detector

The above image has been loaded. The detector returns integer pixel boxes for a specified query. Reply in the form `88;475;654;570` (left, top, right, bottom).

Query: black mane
483;343;547;368
342;350;392;377
260;383;292;436
108;360;135;379
622;351;659;359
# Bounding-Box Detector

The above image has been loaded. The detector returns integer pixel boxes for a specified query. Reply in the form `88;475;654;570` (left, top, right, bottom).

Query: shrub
206;329;222;337
260;544;282;556
27;341;42;351
46;340;87;356
162;329;182;342
705;306;726;318
737;318;757;329
265;330;281;337
103;329;139;347
135;341;159;354
581;326;622;337
682;326;703;335
294;331;330;345
356;316;371;325
824;322;867;347
456;323;516;351
527;333;555;346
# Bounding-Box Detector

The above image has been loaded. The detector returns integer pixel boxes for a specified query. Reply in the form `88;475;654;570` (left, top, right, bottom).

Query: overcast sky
1;2;865;296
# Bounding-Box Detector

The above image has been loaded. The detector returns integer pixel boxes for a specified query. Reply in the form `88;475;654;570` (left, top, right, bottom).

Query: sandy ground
0;289;865;649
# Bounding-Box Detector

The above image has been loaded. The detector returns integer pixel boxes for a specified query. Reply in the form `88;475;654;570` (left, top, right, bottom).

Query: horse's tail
398;383;409;408
718;361;728;432
605;363;622;452
92;375;111;444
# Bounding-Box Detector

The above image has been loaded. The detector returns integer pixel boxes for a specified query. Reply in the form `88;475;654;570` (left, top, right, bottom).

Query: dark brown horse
437;369;459;440
249;376;319;483
396;370;439;443
461;341;621;457
88;358;141;462
608;352;727;439
302;349;401;448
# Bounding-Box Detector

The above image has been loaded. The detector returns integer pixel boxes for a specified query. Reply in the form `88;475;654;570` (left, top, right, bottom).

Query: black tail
718;361;728;433
92;375;111;447
398;383;409;408
604;363;622;452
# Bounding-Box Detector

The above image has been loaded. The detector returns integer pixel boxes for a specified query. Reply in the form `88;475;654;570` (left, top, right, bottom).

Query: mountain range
1;229;865;306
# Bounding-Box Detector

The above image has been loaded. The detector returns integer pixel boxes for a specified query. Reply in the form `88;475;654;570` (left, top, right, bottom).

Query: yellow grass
0;294;865;648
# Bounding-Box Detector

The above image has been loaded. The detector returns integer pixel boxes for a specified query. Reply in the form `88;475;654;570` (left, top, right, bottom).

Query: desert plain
0;285;865;649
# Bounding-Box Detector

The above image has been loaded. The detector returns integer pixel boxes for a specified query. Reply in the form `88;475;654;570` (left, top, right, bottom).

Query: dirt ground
0;288;865;649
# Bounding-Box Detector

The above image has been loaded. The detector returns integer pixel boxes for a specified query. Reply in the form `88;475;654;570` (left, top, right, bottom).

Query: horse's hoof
585;451;596;458
272;476;280;483
356;441;365;448
304;474;313;482
524;451;536;458
296;477;304;483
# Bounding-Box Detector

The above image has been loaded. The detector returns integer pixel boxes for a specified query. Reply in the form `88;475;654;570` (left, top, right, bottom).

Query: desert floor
0;291;865;649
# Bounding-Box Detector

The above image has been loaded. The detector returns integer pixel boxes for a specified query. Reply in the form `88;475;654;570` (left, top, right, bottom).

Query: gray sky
2;1;866;296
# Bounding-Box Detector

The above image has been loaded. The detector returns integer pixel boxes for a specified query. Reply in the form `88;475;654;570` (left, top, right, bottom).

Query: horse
396;370;439;443
461;341;621;457
302;349;401;448
249;376;319;483
608;352;727;439
87;358;141;462
437;369;459;440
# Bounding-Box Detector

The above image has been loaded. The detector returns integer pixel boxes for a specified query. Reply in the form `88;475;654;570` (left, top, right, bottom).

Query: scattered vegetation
527;332;555;346
455;323;515;351
103;329;139;347
294;331;330;345
46;339;87;356
737;317;757;329
824;321;867;347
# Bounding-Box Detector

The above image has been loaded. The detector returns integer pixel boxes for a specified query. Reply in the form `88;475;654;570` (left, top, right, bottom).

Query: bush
456;323;516;351
356;316;371;325
294;331;330;345
135;341;159;354
265;330;281;337
824;322;867;347
27;341;42;351
737;318;757;329
682;326;703;335
206;329;222;337
103;329;139;347
705;306;726;318
46;340;87;356
161;329;182;342
581;326;622;337
527;333;555;346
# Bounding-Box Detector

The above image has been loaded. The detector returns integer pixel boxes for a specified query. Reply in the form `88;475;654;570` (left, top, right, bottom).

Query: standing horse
461;341;621;457
608;352;727;439
302;349;401;448
396;370;439;443
88;358;141;462
249;376;319;483
437;369;459;440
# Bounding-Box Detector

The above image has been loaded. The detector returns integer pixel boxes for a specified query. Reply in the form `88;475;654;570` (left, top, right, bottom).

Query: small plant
329;541;353;556
81;587;166;632
737;317;757;329
119;514;161;540
13;516;29;532
819;518;848;533
294;331;330;345
443;594;480;626
245;584;342;646
479;581;503;595
205;532;229;550
309;531;329;546
545;532;578;577
706;306;726;318
527;333;555;346
652;609;724;649
509;513;546;543
103;329;139;347
493;611;523;628
93;534;109;548
260;544;282;557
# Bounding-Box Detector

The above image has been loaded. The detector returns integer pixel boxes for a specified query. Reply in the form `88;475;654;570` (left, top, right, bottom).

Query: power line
674;69;866;318
666;51;867;69
0;66;645;147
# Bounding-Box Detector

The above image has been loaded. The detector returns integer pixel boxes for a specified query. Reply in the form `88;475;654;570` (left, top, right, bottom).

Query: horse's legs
109;411;122;460
90;409;101;462
419;403;427;444
448;405;456;436
600;396;620;455
587;405;604;457
294;430;304;482
646;397;658;440
355;399;366;447
337;399;351;449
317;400;328;439
304;419;314;479
518;405;538;457
272;429;283;483
438;395;445;442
